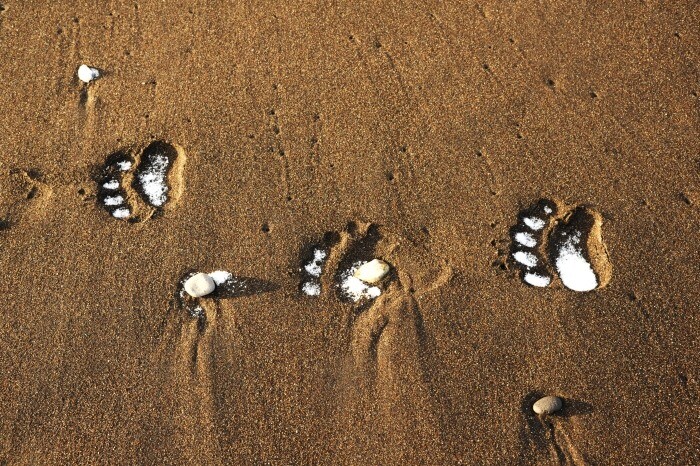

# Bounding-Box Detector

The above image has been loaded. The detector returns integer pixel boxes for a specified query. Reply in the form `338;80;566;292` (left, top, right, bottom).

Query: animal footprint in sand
96;141;185;221
510;199;612;292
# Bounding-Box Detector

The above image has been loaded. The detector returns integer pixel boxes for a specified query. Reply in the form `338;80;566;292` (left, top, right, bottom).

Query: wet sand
0;1;699;464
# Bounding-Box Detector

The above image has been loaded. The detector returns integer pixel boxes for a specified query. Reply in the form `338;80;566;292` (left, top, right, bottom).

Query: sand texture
1;1;699;464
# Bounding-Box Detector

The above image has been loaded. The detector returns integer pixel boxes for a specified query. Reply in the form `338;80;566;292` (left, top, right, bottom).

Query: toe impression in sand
533;395;563;415
184;272;216;298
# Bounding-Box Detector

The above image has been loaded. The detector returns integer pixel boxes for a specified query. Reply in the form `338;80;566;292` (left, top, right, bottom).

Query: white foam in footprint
513;251;538;268
301;281;321;296
340;261;381;302
137;154;170;207
514;232;537;248
102;179;119;190
523;272;551;288
209;270;248;294
111;207;130;219
554;232;598;292
103;195;124;206
304;249;327;277
523;217;546;231
117;160;132;171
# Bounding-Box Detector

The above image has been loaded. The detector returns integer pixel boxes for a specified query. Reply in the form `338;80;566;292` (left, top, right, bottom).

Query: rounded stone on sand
184;272;216;297
353;259;390;284
77;64;100;83
533;396;563;415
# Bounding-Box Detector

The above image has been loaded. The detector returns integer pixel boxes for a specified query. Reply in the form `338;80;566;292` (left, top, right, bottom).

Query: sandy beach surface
1;1;699;464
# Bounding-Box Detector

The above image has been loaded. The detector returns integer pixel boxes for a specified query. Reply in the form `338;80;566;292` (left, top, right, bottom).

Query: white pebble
353;259;390;284
533;396;563;415
77;64;100;83
184;272;216;298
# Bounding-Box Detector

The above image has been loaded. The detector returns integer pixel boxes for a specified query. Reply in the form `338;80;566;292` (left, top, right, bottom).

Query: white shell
533;396;563;415
77;64;100;83
184;273;216;298
353;259;390;284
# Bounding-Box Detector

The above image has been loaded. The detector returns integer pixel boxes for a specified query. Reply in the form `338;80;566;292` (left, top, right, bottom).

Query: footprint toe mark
510;199;611;291
95;140;185;222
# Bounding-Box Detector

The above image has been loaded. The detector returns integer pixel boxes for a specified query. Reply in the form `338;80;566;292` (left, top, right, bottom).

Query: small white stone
77;64;100;83
353;259;390;284
184;272;216;298
533;396;563;415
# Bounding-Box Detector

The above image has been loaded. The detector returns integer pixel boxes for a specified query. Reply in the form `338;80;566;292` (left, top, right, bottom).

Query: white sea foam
513;251;538;268
339;261;381;302
208;270;233;285
514;232;537;248
301;281;321;296
304;249;327;277
111;207;130;219
523;217;546;231
554;232;598;292
523;272;551;287
117;160;132;171
102;179;119;190
137;153;170;207
103;195;124;206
